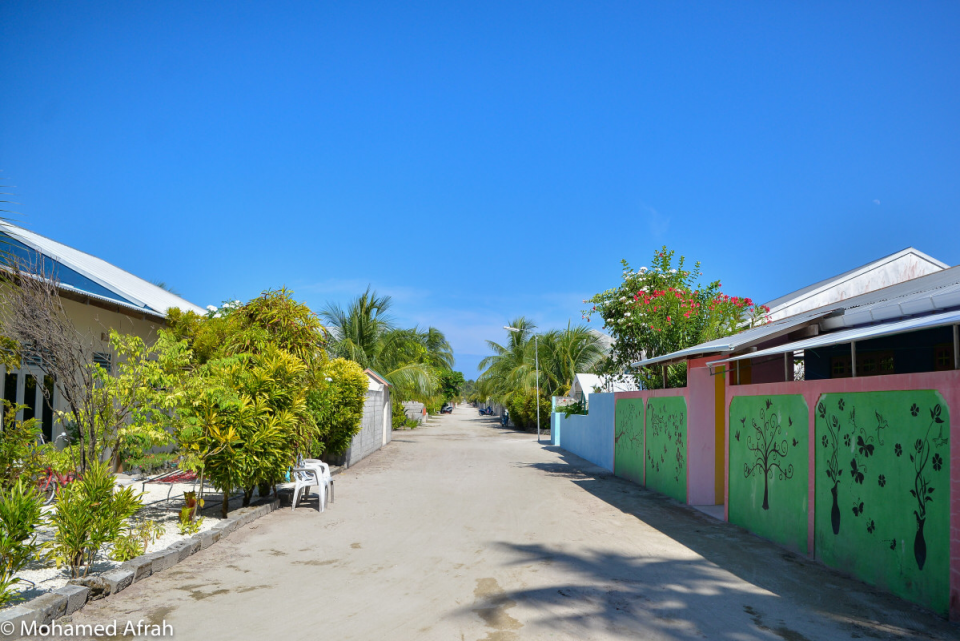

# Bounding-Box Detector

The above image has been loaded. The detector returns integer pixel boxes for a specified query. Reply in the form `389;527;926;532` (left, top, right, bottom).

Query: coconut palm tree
321;288;452;401
539;322;606;396
477;319;605;404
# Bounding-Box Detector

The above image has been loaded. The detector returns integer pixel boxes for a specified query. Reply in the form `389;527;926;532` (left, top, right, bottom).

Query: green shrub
0;403;44;489
0;479;46;606
109;520;165;562
391;397;407;431
306;358;367;456
123;452;178;475
177;515;203;536
46;462;143;578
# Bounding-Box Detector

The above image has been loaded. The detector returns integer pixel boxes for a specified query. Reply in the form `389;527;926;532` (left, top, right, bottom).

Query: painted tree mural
644;397;687;503
742;399;794;510
730;395;808;554
614;398;645;485
815;391;950;615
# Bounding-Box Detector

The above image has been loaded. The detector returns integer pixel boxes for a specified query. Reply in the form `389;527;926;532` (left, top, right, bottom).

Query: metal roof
630;308;834;368
631;264;960;369
0;223;205;318
762;247;947;318
706;308;960;367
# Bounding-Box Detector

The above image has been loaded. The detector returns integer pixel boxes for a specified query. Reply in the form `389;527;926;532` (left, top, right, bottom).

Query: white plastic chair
300;456;334;504
291;467;325;512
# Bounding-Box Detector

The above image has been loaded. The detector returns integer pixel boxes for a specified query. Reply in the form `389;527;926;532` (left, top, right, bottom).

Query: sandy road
56;406;956;641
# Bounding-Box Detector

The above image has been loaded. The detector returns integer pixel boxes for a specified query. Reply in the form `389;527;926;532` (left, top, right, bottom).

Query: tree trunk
222;489;229;519
830;484;841;535
242;487;253;507
762;473;770;510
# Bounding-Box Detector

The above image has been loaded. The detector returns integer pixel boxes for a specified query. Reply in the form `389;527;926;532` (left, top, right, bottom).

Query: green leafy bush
109;520;165;562
123;452;178;475
46;462;143;578
0;479;46;606
177;515;203;536
0;403;45;488
306;358;367;456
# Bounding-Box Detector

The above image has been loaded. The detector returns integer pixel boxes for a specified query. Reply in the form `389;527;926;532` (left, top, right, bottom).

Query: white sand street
60;405;958;641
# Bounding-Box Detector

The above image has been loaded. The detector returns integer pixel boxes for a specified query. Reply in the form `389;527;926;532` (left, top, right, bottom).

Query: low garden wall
725;370;960;618
551;368;959;619
552;393;616;471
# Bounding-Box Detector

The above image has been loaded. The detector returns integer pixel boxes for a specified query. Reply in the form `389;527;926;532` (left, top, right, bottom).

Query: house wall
341;383;393;467
552;392;615;471
725;370;960;618
0;295;165;439
805;326;953;380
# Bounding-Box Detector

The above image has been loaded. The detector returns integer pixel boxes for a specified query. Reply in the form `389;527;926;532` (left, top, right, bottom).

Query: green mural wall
815;391;950;615
729;395;809;554
615;399;645;485
645;397;687;503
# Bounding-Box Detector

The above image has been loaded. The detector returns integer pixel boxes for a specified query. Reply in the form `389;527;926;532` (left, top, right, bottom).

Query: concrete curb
0;498;280;639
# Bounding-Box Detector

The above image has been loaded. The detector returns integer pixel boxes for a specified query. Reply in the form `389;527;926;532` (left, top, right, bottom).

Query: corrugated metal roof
0;223;205;317
632;264;960;369
707;309;960;366
762;247;948;317
631;308;834;368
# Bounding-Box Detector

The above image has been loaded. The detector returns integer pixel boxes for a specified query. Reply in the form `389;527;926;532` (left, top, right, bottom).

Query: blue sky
2;2;959;376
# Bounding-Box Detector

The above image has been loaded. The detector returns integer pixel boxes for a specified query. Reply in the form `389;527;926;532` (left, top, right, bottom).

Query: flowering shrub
583;247;767;388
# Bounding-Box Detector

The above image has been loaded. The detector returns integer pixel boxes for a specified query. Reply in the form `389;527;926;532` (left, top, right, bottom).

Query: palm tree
321;288;452;401
477;319;605;404
476;317;539;405
539;322;606;396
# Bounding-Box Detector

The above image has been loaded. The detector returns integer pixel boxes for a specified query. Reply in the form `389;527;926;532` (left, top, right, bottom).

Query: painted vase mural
814;391;949;615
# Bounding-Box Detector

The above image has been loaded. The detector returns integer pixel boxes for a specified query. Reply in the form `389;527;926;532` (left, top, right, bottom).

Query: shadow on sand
464;447;957;640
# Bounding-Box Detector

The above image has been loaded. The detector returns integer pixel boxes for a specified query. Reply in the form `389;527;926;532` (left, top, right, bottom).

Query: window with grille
93;353;112;374
934;344;953;371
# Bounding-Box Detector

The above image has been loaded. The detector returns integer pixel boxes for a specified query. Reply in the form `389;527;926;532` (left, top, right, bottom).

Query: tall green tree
321;287;453;402
477;318;605;409
583;246;767;388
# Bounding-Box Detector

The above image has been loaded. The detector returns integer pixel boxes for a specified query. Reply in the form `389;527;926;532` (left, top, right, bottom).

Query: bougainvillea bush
583;247;767;389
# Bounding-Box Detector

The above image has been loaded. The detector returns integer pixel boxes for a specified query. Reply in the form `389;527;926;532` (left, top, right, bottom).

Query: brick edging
0;498;280;638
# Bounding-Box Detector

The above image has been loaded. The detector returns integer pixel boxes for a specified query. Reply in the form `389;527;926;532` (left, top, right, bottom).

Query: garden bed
4;477;230;608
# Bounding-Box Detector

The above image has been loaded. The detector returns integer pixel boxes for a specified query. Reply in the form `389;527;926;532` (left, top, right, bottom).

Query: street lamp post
504;325;541;443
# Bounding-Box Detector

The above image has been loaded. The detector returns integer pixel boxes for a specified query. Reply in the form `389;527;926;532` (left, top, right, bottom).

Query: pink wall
724;370;960;621
687;357;720;504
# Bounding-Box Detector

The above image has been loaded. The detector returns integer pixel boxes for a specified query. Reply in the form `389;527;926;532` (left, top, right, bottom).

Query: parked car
440;405;453;414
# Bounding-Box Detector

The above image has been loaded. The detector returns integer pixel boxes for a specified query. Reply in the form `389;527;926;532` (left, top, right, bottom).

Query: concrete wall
553;392;615;471
402;401;427;424
341;383;392;467
725;370;960;618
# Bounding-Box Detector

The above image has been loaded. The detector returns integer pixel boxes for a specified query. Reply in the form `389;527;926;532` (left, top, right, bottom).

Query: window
93;353;112;374
42;376;55;443
831;357;851;378
934;344;954;371
830;352;894;378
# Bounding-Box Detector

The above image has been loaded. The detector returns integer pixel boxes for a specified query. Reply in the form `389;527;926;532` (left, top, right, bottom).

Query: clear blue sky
2;2;959;376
